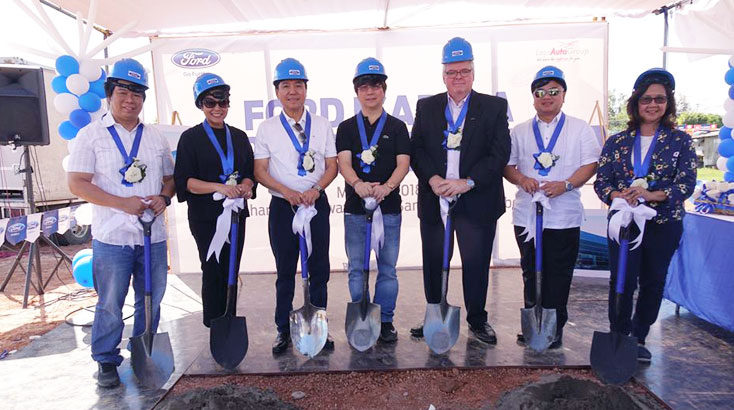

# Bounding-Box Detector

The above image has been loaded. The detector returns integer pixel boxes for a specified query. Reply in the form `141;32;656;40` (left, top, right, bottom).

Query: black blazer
410;90;510;226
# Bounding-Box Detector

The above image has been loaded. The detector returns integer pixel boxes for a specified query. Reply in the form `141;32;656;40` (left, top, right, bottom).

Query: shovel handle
228;210;240;286
299;234;309;280
363;209;374;272
442;208;453;270
138;214;156;295
615;226;630;295
535;203;543;305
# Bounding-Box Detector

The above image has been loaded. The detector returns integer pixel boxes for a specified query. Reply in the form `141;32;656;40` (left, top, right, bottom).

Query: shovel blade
130;331;174;389
210;315;248;369
423;302;460;354
520;306;558;352
590;330;638;385
289;305;328;358
345;301;381;352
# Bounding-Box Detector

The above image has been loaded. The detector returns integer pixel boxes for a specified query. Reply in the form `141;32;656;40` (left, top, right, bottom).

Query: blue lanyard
532;113;565;154
279;111;312;176
443;93;471;140
633;127;661;178
356;110;387;173
202;121;234;183
107;123;144;187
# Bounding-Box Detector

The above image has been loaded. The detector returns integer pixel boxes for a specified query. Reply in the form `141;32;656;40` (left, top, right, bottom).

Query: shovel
210;210;248;369
591;225;637;385
521;202;558;352
289;233;328;358
423;202;460;354
130;212;174;389
345;202;381;352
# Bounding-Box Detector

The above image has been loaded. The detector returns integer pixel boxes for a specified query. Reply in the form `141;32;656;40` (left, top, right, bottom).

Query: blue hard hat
354;57;387;80
531;65;567;91
106;58;148;89
273;58;308;85
634;68;675;91
193;73;230;107
442;37;473;64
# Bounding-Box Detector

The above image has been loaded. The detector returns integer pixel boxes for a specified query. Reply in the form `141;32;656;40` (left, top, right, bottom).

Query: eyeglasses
444;68;473;78
202;98;230;109
533;88;562;98
639;96;667;105
357;84;384;92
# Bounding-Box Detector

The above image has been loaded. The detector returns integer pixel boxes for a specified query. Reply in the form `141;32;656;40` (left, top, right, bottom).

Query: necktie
293;122;306;145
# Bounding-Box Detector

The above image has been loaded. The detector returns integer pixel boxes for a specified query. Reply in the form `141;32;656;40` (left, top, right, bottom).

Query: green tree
607;89;628;134
677;112;722;126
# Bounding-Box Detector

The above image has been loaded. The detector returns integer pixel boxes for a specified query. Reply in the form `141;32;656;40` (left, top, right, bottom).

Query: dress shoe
409;322;424;338
272;332;290;354
97;362;120;388
469;323;497;345
516;332;525;343
323;334;335;351
637;344;652;363
379;322;398;343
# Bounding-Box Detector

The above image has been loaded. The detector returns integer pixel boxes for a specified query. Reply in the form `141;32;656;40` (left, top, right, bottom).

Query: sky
0;1;730;121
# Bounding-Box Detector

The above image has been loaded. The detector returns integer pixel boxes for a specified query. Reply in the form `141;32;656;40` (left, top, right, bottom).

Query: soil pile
157;384;299;410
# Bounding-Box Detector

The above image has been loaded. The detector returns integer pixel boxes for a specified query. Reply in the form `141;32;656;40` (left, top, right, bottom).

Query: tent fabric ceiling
47;0;675;37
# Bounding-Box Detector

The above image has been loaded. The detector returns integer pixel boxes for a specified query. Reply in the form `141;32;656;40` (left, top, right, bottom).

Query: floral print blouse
594;127;697;224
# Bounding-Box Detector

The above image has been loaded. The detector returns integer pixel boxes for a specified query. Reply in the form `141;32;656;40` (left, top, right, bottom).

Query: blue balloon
58;120;79;140
72;248;93;269
89;77;106;98
719;138;734;157
725;172;734;183
730;86;734;100
78;92;101;112
728;156;734;173
73;255;94;288
726;68;734;86
720;127;732;140
55;55;79;77
52;75;69;94
69;109;91;129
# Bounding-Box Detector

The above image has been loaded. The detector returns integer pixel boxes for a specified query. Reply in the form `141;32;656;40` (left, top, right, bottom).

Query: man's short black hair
274;79;308;91
104;79;147;101
353;74;387;93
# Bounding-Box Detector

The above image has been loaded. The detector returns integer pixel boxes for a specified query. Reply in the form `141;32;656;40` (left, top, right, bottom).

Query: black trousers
420;214;496;328
269;194;331;334
189;217;246;327
607;219;682;344
514;225;580;335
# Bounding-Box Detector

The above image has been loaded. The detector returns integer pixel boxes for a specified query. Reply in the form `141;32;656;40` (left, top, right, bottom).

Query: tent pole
662;7;669;69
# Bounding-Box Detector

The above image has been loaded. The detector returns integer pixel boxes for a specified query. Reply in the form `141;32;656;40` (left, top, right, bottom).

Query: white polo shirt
67;113;174;245
508;112;601;229
254;109;337;198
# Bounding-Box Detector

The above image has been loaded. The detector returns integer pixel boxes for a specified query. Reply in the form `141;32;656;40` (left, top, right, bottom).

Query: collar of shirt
101;112;142;133
447;93;469;111
534;111;563;127
284;109;307;129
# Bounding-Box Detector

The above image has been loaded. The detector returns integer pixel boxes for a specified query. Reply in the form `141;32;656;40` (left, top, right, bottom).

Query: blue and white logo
172;49;221;68
8;223;25;233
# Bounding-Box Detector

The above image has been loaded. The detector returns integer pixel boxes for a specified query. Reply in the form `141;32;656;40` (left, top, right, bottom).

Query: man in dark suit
409;37;510;344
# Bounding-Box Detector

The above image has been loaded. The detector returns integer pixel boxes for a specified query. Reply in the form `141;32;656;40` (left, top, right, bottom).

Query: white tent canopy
48;0;675;36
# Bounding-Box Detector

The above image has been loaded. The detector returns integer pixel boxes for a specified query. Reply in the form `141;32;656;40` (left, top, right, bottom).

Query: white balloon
62;155;70;172
74;203;93;226
53;92;80;115
718;156;729;172
79;60;102;82
730;54;734;68
717;181;729;192
724;111;734;128
725;98;734;113
66;73;90;96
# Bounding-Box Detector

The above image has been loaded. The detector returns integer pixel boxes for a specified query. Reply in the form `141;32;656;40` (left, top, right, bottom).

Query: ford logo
8;223;25;233
171;49;221;68
60;215;69;222
28;221;39;230
44;217;57;226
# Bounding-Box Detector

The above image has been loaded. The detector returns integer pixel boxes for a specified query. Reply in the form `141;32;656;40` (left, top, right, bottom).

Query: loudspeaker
0;65;50;146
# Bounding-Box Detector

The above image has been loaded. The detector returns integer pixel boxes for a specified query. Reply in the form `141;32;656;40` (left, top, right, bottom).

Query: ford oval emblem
171;49;221;68
44;217;57;226
8;223;25;233
28;221;39;230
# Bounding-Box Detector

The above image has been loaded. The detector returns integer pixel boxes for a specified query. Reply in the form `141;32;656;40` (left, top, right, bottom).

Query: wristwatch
159;194;172;206
564;180;574;192
312;184;323;193
466;178;475;190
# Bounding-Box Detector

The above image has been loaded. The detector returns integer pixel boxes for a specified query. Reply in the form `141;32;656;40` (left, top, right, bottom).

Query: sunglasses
202;98;230;109
444;68;473;78
533;88;562;98
639;96;667;105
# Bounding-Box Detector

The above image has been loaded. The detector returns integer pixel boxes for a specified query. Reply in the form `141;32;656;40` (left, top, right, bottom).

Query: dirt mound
157;384;299;410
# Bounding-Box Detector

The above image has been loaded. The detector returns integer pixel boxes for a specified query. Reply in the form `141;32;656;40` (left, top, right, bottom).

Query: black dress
174;122;256;327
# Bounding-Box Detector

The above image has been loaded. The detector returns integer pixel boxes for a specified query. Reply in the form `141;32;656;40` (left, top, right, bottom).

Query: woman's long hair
625;82;677;132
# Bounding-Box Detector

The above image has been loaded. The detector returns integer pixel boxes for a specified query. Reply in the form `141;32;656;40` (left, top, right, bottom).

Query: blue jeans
344;213;401;322
91;240;168;365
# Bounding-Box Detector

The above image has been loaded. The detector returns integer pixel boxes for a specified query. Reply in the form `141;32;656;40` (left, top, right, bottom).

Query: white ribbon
206;193;245;262
607;197;657;250
292;204;318;257
364;197;384;258
439;195;458;228
520;192;552;244
98;209;143;248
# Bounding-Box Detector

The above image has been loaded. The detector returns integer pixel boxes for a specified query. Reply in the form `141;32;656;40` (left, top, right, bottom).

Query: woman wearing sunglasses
594;68;696;362
174;73;256;328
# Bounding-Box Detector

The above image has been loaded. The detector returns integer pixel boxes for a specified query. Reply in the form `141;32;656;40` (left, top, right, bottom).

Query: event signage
42;210;59;237
6;216;27;246
0;208;77;246
171;49;221;68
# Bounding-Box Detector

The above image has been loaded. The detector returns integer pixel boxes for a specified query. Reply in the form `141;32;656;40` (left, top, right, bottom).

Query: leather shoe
516;332;525;343
272;332;290;354
409;322;424;338
469;323;497;345
323;334;335;351
97;362;120;388
379;322;398;343
637;344;652;363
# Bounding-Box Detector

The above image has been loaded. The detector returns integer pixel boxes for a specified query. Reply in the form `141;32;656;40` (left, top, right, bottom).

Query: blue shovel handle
535;203;543;274
299;234;309;280
615;226;630;295
228;210;239;286
138;215;156;295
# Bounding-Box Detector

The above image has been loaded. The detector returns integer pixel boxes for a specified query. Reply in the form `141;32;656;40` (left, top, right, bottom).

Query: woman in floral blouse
594;68;697;363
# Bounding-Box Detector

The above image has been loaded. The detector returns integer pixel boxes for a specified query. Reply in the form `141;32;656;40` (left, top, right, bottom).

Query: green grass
697;167;725;182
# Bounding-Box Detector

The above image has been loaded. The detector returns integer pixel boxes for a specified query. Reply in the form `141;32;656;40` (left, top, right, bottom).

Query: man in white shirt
503;65;601;348
253;58;338;354
67;58;175;387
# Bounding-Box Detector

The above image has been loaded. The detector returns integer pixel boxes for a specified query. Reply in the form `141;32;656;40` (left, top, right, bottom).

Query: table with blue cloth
665;212;734;332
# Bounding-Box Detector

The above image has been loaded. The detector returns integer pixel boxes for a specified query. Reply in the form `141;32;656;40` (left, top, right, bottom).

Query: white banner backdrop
151;22;608;274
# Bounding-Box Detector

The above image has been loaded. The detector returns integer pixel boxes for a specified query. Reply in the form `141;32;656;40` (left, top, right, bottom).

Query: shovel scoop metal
521;202;558;352
130;212;174;389
290;234;328;358
424;204;460;354
210;210;248;369
345;205;381;352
